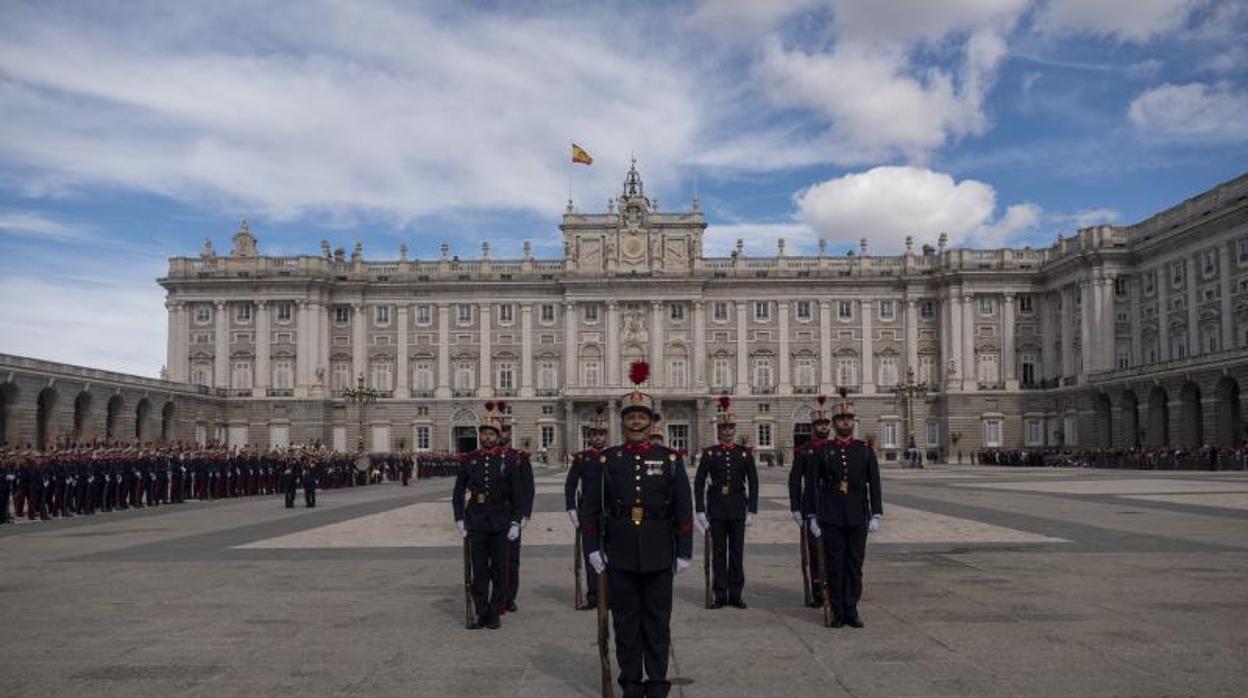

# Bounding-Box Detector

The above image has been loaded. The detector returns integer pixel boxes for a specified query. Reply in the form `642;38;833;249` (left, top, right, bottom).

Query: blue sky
1;0;1246;375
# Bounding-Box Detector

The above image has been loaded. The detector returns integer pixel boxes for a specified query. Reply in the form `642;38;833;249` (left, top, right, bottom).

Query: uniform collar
717;442;735;451
623;441;650;455
833;436;854;447
808;436;826;447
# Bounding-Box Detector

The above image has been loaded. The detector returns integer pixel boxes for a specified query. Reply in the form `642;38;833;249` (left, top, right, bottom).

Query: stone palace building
3;163;1247;463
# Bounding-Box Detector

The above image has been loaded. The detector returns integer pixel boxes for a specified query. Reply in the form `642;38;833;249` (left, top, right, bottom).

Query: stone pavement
2;463;1247;697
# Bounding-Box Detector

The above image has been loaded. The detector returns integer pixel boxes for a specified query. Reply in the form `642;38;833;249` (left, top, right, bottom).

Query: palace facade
4;164;1247;462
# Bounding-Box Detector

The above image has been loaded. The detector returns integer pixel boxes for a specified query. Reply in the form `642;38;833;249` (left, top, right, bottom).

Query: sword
463;536;474;629
799;523;813;607
813;526;833;627
703;527;713;609
574;528;585;610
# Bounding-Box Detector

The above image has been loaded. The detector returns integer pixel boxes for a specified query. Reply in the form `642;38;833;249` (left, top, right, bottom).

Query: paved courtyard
2;463;1247;697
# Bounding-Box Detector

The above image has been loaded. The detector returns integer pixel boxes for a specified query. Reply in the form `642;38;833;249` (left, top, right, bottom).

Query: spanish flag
571;143;593;165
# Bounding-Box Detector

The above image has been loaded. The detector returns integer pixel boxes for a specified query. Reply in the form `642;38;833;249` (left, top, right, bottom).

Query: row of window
191;294;1049;330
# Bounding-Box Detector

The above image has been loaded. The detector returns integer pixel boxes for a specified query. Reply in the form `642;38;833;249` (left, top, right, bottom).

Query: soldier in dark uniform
303;455;319;508
497;407;534;614
582;361;693;698
694;395;759;609
452;402;527;630
804;389;883;628
790;395;832;606
283;455;299;508
565;403;608;609
1;455;14;523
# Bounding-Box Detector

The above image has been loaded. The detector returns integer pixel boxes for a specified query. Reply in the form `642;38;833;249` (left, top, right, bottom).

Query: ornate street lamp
891;367;929;467
342;373;380;454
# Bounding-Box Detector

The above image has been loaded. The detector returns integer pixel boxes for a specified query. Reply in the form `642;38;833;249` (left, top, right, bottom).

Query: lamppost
342;373;380;454
891;367;929;467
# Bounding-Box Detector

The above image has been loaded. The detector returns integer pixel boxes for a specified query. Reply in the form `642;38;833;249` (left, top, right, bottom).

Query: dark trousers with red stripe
504;533;522;606
610;567;674;698
468;528;506;623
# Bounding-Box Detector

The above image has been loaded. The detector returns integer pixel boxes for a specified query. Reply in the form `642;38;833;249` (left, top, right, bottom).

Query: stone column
166;301;178;382
314;302;329;398
1129;278;1142;367
961;291;975;391
563;401;576;465
214;301;229;389
1079;281;1093;383
650;301;664;387
606;301;620;388
1037;293;1052;380
1102;276;1117;371
819;300;833;394
736;301;750;396
1157;267;1170;362
479;302;492;397
255;300;270;396
295;300;310;396
352;303;366;386
1221;244;1234;351
1002;293;1017;390
436;303;450;399
1186;256;1200;357
564;301;577;390
520;303;534;397
608;398;620;444
948;291;963;391
905;298;918;380
1088;276;1104;373
693;301;706;391
167;301;189;383
1060;286;1074;379
778;300;791;395
860;299;874;394
396;303;410;398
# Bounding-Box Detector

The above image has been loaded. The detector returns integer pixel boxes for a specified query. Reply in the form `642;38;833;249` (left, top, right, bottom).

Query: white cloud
1128;82;1248;142
1033;0;1206;42
0;3;703;225
794;166;1042;251
753;0;1026;163
0;211;93;241
0;271;167;376
686;0;823;39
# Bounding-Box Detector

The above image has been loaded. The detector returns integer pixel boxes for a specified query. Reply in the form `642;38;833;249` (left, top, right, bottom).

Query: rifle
813;525;832;627
703;527;713;609
463;536;474;629
596;460;615;698
799;523;813;607
574;527;585;610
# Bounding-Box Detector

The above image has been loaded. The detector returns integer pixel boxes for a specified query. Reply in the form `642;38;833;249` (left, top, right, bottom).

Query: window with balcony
236;304;252;323
754;302;770;321
496;362;515;390
712;357;732;388
978;296;994;316
583;304;600;323
670;303;686;322
195;305;212;324
756;422;773;449
540;304;556;323
713;302;729;322
879;300;894;320
838;301;853;320
499;304;514;324
457;304;473;324
983;419;1003;448
796;301;812;320
415;425;431;452
276;303;293;322
416;304;432;325
921;300;936;319
335;306;350;324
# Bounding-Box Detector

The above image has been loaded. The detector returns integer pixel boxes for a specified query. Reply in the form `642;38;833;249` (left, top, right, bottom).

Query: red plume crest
816;394;827;406
595;403;605;415
484;400;496;412
838;386;849;399
718;394;731;410
628;360;650;386
496;400;508;412
652;413;662;423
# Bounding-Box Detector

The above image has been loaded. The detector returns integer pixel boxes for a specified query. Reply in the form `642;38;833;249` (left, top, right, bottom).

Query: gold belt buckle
476;493;486;503
630;504;644;525
839;480;849;495
721;485;730;495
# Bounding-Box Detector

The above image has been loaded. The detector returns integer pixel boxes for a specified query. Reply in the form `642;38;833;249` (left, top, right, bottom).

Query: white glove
456;520;467;538
520;516;530;529
808;518;822;538
675;557;691;573
507;523;521;541
791;510;803;525
567;509;579;528
746;513;755;528
696;512;710;532
589;551;607;574
868;514;882;533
